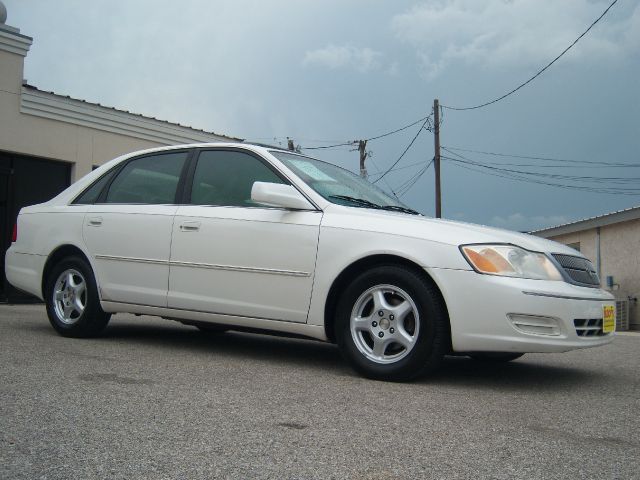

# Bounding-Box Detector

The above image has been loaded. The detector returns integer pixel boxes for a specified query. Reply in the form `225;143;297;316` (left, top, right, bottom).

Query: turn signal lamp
461;244;562;281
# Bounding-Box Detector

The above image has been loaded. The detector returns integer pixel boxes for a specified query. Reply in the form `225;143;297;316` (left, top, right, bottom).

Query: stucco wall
547;219;640;329
0;89;161;180
548;230;597;264
0;48;21;93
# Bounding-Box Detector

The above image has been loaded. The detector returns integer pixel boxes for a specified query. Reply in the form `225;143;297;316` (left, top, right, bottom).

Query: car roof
121;142;291;157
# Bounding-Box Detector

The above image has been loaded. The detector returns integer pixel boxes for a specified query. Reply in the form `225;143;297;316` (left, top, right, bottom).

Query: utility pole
358;139;368;178
433;98;441;218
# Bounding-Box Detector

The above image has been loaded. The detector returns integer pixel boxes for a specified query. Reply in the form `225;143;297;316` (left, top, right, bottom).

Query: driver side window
190;150;285;206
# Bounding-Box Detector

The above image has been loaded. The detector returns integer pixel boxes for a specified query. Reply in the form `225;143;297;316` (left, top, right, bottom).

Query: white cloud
489;213;571;232
302;44;383;72
391;0;640;79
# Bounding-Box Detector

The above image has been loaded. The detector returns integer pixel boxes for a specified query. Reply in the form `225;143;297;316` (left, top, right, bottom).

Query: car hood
323;205;581;256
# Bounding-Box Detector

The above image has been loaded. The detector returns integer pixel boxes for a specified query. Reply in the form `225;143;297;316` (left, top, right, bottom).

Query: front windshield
270;150;417;213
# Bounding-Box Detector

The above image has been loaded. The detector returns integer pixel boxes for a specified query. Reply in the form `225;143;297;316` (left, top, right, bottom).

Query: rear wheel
468;352;524;362
45;256;111;337
336;265;449;381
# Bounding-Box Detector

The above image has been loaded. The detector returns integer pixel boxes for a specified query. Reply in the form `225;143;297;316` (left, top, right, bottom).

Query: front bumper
429;268;615;353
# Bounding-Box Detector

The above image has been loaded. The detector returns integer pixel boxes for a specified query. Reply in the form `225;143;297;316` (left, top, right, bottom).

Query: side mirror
251;182;314;210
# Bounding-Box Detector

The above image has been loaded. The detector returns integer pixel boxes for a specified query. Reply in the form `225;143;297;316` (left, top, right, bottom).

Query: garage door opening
1;151;71;302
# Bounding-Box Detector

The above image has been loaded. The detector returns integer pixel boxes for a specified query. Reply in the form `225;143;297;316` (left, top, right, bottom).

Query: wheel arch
323;254;451;346
41;244;96;298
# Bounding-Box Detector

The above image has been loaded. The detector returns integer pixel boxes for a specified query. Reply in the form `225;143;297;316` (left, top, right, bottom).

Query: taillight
11;223;17;243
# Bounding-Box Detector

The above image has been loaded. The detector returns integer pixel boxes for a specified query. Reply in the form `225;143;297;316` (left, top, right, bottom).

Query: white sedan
5;143;615;380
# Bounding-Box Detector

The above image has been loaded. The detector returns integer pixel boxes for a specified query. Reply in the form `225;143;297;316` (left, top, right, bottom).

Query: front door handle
87;216;103;226
179;221;201;232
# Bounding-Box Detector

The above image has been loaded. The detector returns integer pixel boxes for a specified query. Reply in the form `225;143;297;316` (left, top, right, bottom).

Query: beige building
533;206;640;331
0;7;238;299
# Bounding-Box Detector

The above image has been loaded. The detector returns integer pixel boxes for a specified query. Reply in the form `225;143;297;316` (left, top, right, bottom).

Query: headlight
460;244;563;281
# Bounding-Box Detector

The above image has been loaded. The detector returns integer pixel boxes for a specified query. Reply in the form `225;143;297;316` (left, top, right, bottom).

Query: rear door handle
88;216;103;226
179;221;201;232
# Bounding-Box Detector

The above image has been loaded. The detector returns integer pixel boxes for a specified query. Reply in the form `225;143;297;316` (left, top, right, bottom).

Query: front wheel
45;256;111;337
336;265;449;381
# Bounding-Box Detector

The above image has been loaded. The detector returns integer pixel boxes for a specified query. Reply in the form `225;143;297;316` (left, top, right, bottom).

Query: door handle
88;217;103;226
179;221;201;232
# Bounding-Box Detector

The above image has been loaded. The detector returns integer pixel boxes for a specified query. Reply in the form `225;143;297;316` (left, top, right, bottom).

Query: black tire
335;265;449;381
469;352;525;362
44;255;111;338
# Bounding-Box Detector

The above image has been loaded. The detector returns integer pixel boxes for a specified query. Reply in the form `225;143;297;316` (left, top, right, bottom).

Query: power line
440;148;640;186
441;149;640;184
396;158;435;197
441;0;619;111
368;156;400;199
443;155;640;185
372;115;434;184
394;162;429;193
441;150;640;195
446;159;640;196
300;114;434;151
443;146;638;167
366;115;432;142
368;159;432;179
301;140;358;151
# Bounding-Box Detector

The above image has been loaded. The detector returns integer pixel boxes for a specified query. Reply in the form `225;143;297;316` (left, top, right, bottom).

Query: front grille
552;254;600;287
574;318;606;337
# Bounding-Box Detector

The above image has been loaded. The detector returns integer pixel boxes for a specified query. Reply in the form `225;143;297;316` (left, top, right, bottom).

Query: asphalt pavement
1;304;639;480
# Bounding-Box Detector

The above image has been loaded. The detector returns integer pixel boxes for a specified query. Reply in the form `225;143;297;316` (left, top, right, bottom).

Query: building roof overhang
532;205;640;237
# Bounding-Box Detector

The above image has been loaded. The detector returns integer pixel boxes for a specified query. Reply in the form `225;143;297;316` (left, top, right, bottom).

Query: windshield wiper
378;205;421;215
328;195;421;215
328;195;382;209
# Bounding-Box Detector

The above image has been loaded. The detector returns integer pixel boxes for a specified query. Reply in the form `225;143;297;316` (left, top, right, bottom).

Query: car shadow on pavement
423;355;605;391
98;319;350;375
26;316;607;387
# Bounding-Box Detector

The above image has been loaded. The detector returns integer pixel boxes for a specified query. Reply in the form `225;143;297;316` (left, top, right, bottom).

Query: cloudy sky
4;0;640;230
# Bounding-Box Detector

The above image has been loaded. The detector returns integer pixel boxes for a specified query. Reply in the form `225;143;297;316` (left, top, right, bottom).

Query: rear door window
105;152;188;204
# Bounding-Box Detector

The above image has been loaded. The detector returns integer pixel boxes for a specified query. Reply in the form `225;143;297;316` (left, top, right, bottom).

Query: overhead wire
440;149;640;195
372;114;434;184
300;113;434;151
301;140;358;151
368;159;433;180
368;157;400;199
395;158;435;197
443;146;638;167
394;163;428;194
441;149;640;185
441;0;619;111
366;115;432;142
446;159;640;195
443;156;640;186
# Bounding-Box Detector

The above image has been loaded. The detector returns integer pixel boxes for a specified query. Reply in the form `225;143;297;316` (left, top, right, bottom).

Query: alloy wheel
52;269;87;325
350;284;420;364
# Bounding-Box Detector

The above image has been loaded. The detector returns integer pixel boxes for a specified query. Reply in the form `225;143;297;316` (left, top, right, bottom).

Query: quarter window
105;152;188;204
190;150;285;206
73;169;117;204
